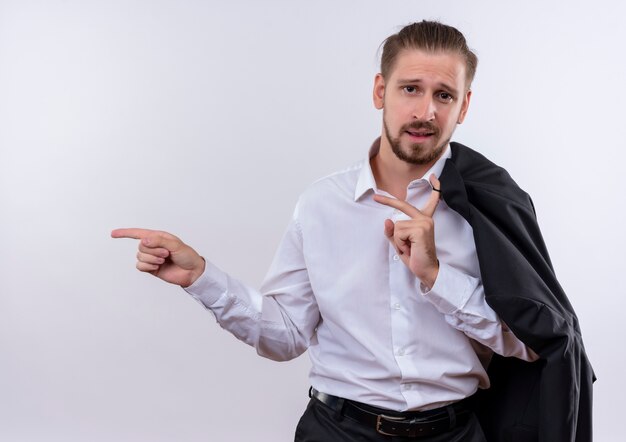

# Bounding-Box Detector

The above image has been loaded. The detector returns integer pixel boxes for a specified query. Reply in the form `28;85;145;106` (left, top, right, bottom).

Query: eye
402;86;418;94
437;92;454;102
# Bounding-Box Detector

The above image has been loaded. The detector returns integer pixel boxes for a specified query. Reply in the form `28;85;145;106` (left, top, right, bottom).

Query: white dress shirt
184;141;536;412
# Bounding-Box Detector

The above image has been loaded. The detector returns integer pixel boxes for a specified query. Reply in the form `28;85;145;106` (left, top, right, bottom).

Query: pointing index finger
372;194;421;218
112;228;182;252
372;174;442;218
111;228;155;240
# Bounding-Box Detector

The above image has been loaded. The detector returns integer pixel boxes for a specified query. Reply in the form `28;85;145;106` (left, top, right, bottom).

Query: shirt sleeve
420;263;538;362
183;213;320;362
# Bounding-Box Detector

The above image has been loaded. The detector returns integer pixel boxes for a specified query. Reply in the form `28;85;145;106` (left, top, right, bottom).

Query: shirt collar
354;137;451;202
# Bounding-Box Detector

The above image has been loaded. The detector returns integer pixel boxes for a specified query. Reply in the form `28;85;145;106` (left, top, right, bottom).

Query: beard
383;115;450;166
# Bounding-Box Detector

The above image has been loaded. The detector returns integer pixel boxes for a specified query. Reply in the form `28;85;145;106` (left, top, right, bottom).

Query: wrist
419;259;440;290
184;256;206;288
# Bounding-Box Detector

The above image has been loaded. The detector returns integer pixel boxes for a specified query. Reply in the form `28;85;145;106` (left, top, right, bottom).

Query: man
112;21;594;441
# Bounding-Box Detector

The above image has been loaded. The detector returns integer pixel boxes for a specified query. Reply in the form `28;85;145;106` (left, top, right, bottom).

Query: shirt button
393;303;401;310
397;348;405;356
393;255;400;261
403;384;412;391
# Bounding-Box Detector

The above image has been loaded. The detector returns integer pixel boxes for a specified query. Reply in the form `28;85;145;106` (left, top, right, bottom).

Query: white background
1;0;624;440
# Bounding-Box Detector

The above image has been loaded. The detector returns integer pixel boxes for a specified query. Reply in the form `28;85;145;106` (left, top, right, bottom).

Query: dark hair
380;21;478;88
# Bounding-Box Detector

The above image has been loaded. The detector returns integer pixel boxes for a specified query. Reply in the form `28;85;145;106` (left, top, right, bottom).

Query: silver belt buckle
376;414;407;436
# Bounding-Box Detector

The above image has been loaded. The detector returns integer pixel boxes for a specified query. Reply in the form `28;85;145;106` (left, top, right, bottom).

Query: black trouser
295;397;487;442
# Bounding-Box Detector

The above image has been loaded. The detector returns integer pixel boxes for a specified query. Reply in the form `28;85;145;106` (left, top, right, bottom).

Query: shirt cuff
420;263;478;315
183;260;228;307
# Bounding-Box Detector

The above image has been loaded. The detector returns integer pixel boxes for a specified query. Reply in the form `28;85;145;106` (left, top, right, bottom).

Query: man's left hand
373;175;441;289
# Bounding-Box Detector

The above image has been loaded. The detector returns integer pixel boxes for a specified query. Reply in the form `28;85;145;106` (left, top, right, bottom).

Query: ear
373;73;385;110
457;89;472;124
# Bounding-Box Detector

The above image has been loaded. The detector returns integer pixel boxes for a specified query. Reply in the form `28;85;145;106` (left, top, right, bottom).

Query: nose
413;96;436;121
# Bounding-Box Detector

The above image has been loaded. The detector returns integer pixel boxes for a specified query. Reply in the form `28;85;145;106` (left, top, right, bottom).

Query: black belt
309;387;474;438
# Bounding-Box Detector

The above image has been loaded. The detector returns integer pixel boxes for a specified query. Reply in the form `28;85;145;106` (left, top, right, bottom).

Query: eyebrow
396;78;459;96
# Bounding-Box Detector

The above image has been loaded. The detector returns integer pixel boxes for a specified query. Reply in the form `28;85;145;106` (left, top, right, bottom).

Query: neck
371;136;441;200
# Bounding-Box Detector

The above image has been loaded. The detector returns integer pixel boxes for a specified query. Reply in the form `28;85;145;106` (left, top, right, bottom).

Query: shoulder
448;142;534;210
295;160;364;215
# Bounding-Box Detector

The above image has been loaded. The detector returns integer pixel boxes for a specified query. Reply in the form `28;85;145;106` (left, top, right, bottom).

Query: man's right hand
111;228;206;288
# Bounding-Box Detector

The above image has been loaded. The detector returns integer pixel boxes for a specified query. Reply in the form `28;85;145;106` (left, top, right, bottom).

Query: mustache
402;121;439;134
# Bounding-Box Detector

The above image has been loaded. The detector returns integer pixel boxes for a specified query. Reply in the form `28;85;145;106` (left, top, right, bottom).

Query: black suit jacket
439;143;595;442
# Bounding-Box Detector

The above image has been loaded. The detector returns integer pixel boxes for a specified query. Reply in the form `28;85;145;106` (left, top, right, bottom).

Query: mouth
405;129;435;140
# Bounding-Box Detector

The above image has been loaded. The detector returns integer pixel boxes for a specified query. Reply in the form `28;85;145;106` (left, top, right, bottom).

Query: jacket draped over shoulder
439;143;595;442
